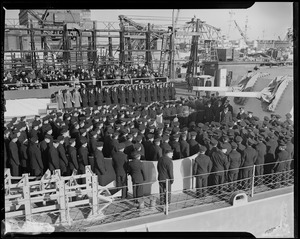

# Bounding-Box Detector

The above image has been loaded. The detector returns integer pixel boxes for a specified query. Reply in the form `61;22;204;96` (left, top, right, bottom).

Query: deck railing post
23;174;32;221
251;165;256;197
165;179;169;215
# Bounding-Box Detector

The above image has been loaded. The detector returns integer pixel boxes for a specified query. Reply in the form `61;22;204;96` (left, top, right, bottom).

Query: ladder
158;34;170;75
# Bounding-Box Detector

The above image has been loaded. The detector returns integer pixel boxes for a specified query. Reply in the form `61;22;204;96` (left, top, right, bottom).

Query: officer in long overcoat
28;136;44;176
127;151;146;203
157;149;174;204
193;145;212;197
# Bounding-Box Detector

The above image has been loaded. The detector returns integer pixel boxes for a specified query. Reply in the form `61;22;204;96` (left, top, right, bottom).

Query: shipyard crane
234;20;247;44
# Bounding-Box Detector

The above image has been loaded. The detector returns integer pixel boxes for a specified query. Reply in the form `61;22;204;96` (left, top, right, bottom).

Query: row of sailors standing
55;82;176;109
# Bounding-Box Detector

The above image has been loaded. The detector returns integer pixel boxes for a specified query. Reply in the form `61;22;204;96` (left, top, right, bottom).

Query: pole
251;165;256;197
165;179;169;215
93;21;97;68
169;9;175;79
108;37;113;58
30;20;37;71
146;23;152;68
119;29;125;65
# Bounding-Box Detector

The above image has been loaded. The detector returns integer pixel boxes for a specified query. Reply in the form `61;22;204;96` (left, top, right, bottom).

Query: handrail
3;76;169;89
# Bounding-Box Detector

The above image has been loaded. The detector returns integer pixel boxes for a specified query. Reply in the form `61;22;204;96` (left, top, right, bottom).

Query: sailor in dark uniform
227;142;241;190
8;133;20;176
94;141;107;186
88;88;96;107
48;139;60;172
157;149;174;204
188;132;200;156
127;85;134;105
254;135;267;184
81;87;89;107
67;138;78;174
96;87;103;106
193;145;212;197
28;136;43;176
112;143;128;199
210;142;229;194
170;134;181;159
180;132;190;157
127;151;146;203
78;137;89;175
241;139;257;188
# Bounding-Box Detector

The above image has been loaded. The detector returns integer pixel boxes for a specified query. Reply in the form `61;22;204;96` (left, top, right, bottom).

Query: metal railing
4;159;294;232
3;76;169;90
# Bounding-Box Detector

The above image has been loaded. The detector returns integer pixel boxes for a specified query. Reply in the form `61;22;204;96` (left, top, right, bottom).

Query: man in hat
272;141;289;188
220;107;232;124
220;136;232;156
78;137;89;175
144;134;154;161
180;133;190;158
103;128;114;157
80;87;89;107
28;120;40;139
48;139;61;172
269;114;277;126
111;86;118;105
170;134;181;160
227;142;241;191
126;85;134;105
57;136;68;176
27;136;43;176
236;107;248;121
122;132;134;156
94;141;107;186
127;151;146;204
18;135;29;174
235;136;246;156
112;143;128;199
188;132;200;156
241;139;257;188
157;149;174;205
39;134;52;173
208;138;219;158
161;134;172;155
88;88;96;107
265;132;278;174
88;130;98;157
210;142;229;194
8;133;20;176
147;137;162;161
212;99;223;123
68;138;78;174
204;101;215;124
193;145;212;197
254;135;267;184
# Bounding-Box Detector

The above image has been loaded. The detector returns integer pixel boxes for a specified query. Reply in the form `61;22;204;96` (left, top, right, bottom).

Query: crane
234;20;247;43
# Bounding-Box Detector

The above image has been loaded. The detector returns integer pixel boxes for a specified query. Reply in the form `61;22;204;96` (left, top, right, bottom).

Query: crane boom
234;20;247;43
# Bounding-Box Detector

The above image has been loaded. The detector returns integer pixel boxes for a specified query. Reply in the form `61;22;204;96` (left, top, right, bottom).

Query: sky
4;2;293;40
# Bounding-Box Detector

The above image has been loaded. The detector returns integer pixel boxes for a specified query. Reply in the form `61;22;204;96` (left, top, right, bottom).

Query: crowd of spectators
3;63;164;91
